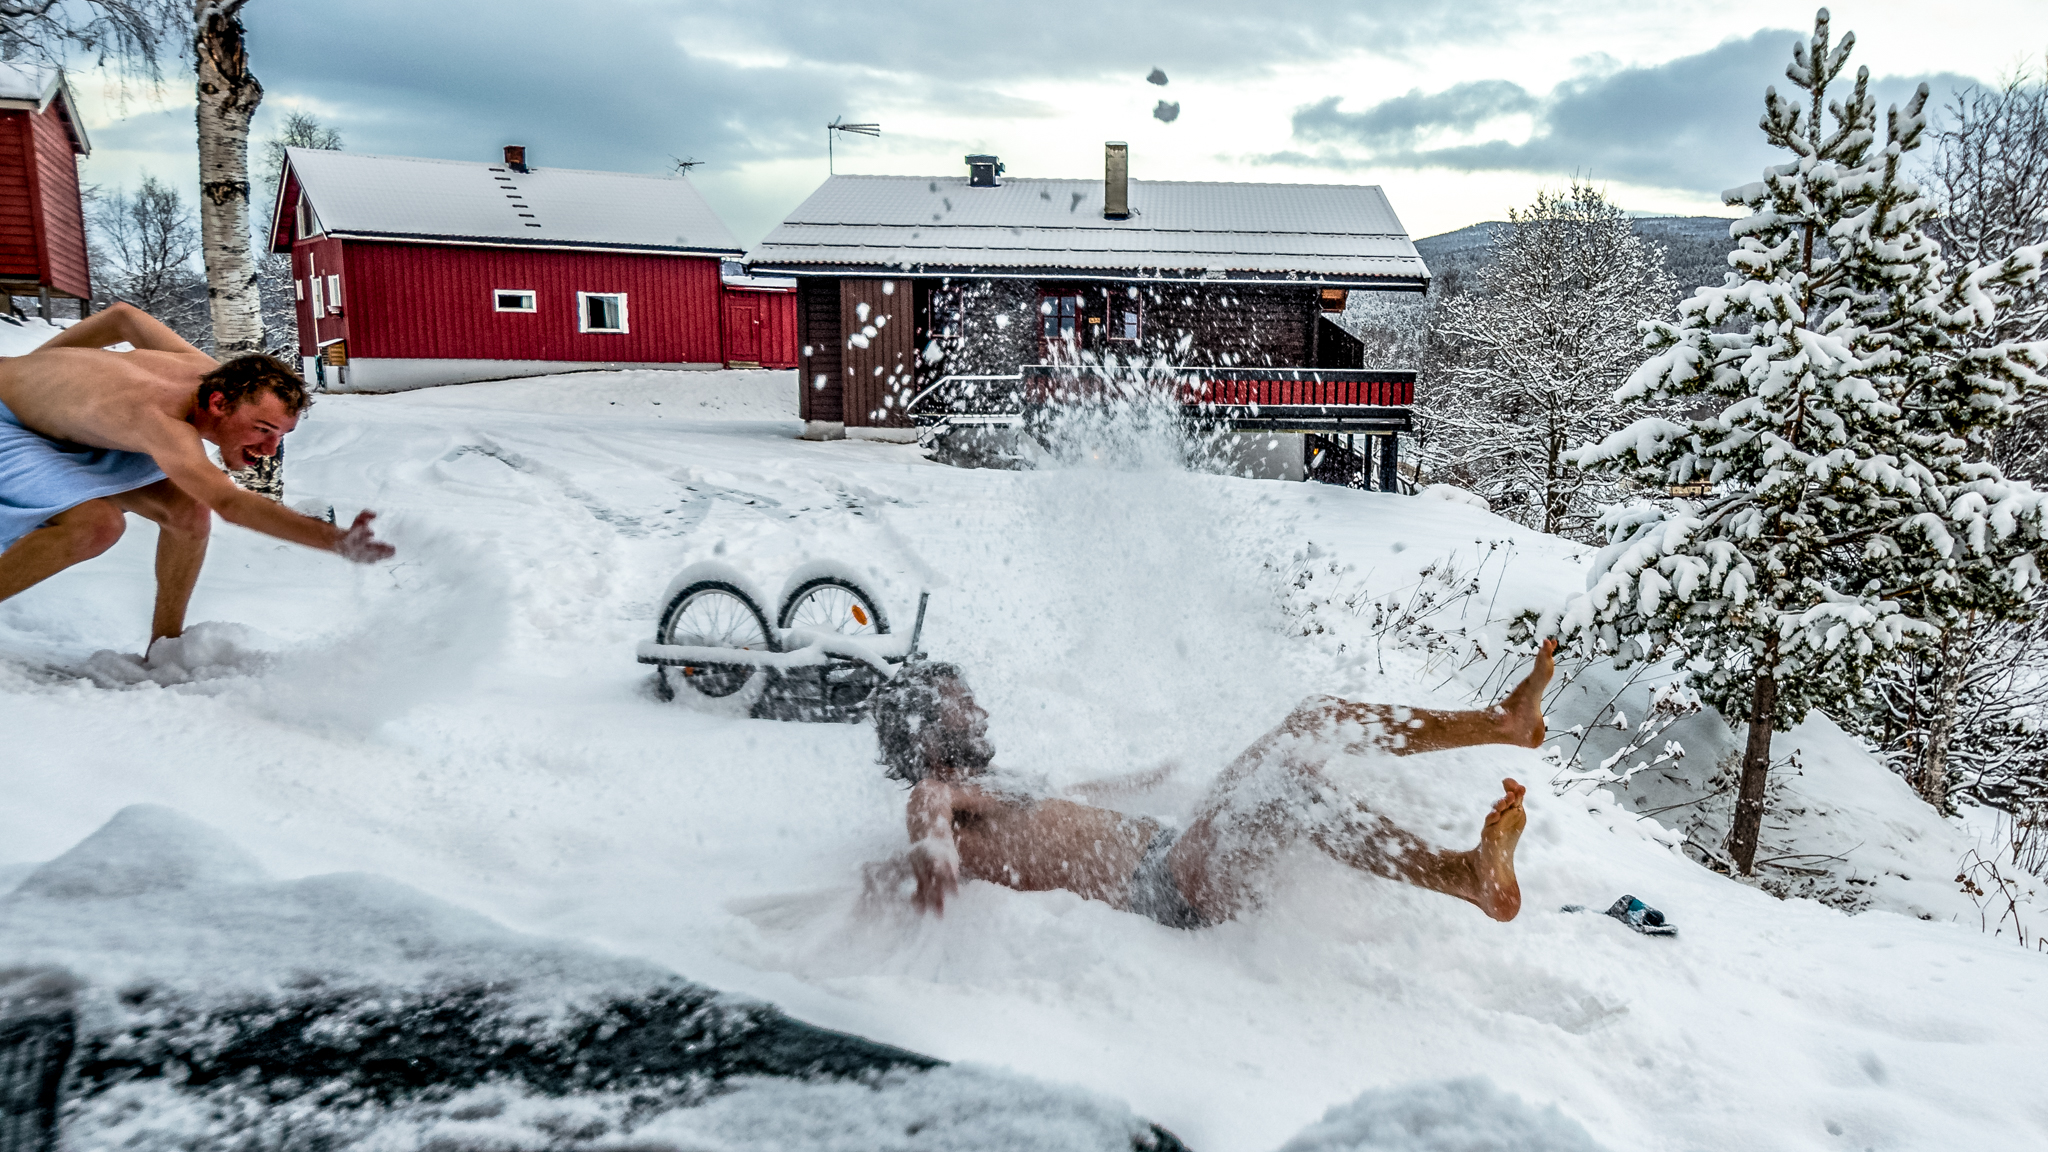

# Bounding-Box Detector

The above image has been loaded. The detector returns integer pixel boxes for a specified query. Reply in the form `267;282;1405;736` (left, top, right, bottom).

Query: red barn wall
293;236;350;355
29;102;87;298
759;290;797;368
336;242;724;364
720;286;798;369
0;111;41;285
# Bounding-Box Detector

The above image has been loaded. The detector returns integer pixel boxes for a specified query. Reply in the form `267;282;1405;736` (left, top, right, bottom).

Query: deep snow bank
4;807;1181;1152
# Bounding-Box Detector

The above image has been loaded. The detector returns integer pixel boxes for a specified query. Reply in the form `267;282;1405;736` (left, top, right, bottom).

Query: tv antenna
671;155;705;174
827;117;880;175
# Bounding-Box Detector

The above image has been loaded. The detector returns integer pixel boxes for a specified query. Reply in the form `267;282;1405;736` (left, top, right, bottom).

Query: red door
725;293;762;366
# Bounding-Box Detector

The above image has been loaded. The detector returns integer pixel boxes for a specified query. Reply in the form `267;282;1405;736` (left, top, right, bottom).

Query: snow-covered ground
2;359;2045;1151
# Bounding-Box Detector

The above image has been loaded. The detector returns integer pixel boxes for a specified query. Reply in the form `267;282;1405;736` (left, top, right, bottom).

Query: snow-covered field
3;355;2045;1151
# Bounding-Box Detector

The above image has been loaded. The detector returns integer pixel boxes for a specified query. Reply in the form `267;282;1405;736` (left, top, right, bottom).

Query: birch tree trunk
195;0;263;355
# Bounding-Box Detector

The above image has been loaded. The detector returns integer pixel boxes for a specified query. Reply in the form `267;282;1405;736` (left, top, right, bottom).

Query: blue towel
0;397;168;549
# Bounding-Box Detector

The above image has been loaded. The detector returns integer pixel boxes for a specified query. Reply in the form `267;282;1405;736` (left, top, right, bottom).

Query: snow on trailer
638;560;927;722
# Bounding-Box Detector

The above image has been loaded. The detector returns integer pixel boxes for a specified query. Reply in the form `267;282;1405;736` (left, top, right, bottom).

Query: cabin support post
37;287;51;319
1377;434;1400;493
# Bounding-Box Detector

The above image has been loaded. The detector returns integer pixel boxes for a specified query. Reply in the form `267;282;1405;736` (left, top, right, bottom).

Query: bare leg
1309;778;1525;921
111;480;212;646
0;500;127;604
1320;639;1555;754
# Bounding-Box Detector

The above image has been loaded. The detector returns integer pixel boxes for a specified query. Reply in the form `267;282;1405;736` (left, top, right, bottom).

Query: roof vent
503;145;528;173
965;154;1003;187
1104;142;1129;219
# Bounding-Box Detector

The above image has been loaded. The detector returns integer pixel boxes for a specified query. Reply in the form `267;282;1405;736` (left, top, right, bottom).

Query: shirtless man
0;303;393;648
879;640;1556;927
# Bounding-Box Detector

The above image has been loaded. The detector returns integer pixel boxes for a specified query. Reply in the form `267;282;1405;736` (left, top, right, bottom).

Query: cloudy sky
61;0;2048;246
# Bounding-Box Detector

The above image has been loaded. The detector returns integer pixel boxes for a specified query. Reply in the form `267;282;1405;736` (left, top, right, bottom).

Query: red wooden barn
268;145;786;391
0;63;90;313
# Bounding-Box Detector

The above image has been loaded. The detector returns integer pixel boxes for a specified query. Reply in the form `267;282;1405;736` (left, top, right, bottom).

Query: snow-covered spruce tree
1563;9;2048;873
1425;183;1675;539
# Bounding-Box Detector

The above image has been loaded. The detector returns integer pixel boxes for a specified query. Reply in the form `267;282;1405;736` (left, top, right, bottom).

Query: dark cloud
1294;80;1538;152
686;0;1526;82
1277;29;1980;195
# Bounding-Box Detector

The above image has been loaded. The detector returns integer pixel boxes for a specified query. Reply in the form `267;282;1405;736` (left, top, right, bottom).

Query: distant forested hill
1412;216;1739;302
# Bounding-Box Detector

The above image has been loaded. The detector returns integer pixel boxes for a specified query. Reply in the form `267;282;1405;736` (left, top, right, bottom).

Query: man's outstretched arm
140;418;394;561
39;302;208;357
905;781;963;914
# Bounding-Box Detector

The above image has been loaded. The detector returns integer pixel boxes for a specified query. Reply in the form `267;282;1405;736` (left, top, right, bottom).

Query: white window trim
297;198;324;240
493;289;538;313
294;279;305;301
325;273;343;312
309;276;326;319
577;291;628;334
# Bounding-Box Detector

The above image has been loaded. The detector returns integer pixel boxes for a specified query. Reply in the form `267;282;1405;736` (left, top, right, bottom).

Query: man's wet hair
871;659;968;784
199;353;313;417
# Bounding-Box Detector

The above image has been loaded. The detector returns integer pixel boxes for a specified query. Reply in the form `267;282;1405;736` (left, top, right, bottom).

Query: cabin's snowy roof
275;148;743;257
749;175;1428;287
0;62;89;154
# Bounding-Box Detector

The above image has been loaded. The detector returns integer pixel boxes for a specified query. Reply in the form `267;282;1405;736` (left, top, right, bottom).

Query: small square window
578;292;627;333
494;289;537;312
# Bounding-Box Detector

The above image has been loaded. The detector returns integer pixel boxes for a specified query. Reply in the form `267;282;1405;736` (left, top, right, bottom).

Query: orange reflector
851;605;870;626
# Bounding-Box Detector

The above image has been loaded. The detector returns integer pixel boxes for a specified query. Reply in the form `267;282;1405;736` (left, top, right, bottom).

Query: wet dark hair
198;353;313;417
871;660;968;784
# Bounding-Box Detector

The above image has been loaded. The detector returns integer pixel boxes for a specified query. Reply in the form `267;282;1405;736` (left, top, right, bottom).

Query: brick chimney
503;145;527;172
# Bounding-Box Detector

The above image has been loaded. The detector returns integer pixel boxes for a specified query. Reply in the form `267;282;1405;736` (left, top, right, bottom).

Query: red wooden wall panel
758;290;797;368
31;103;88;298
0;112;41;280
293;236;350;355
334;241;723;363
720;287;797;368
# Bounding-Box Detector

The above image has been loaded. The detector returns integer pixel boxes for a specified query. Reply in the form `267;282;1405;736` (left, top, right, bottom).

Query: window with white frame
309;276;326;319
578;292;627;333
297;198;323;240
325;274;343;313
494;289;537;312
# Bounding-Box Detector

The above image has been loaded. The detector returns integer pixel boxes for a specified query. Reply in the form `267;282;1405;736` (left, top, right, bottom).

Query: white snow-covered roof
277;148;743;257
749;175;1428;287
0;62;89;154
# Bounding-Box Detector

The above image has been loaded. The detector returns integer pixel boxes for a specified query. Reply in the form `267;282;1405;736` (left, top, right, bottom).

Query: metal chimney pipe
1103;142;1129;219
503;145;527;172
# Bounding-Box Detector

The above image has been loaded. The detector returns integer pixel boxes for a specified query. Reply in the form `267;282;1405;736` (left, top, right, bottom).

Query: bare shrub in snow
88;174;211;346
1564;11;2048;874
1418;183;1674;540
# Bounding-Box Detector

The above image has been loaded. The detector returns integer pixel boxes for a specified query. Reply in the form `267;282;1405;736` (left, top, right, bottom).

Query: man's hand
336;510;395;563
909;836;961;915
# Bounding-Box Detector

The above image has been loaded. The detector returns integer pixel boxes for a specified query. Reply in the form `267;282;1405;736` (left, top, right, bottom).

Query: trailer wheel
655;580;773;701
778;576;889;636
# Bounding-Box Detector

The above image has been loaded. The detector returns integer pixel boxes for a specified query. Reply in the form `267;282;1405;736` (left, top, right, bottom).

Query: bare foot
1473;777;1526;921
1493;639;1555;747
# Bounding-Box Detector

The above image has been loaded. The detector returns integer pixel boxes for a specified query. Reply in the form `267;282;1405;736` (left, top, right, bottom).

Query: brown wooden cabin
747;146;1429;485
0;64;90;315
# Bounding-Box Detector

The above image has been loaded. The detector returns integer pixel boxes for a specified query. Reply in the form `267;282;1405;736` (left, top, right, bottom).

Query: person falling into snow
876;641;1556;927
0;303;394;650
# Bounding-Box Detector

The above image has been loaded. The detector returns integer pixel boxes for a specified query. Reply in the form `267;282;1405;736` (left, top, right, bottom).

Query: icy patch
1275;1077;1606;1152
10;804;265;900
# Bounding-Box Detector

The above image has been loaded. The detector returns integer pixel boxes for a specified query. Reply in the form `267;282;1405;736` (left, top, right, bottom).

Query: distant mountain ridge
1413;216;1741;301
